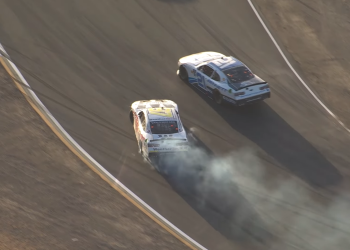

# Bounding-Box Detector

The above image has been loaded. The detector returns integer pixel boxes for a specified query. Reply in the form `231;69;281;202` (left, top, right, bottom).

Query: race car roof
147;108;177;121
209;56;244;71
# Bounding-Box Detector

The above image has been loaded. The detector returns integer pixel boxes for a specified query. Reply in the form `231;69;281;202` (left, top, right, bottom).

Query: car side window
142;119;147;131
212;71;220;81
203;65;214;77
139;112;146;131
197;65;204;72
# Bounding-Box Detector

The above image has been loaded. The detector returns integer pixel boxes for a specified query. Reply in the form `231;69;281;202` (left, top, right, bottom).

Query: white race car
129;99;189;164
177;51;271;106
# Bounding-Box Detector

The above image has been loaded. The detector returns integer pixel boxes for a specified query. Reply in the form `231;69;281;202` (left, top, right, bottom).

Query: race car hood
229;74;267;90
178;51;225;66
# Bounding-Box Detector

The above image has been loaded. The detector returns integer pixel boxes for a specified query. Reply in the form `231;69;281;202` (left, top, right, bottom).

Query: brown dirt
0;66;187;250
254;0;350;128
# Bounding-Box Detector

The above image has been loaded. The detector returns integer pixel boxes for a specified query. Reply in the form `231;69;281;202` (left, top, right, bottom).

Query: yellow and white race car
129;99;189;164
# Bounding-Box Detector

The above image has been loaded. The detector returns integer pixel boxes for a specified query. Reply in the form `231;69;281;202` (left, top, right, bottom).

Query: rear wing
237;81;267;90
149;138;187;142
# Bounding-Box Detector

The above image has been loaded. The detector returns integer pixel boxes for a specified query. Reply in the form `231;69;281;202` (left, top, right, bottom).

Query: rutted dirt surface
2;0;350;249
0;67;187;250
254;0;350;128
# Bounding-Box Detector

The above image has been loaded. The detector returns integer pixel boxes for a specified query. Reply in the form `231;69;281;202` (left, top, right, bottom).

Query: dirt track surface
0;67;186;250
255;0;350;128
1;0;350;249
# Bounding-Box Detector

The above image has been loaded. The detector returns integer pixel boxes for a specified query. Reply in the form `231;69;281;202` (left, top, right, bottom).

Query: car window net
223;66;254;83
150;121;178;134
203;66;214;77
212;72;220;81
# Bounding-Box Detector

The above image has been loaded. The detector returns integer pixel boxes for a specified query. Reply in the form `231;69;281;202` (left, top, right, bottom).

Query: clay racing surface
0;67;186;250
1;0;350;249
255;0;350;128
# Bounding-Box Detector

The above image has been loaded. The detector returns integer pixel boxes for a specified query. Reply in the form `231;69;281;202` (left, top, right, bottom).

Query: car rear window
150;121;178;134
223;66;254;84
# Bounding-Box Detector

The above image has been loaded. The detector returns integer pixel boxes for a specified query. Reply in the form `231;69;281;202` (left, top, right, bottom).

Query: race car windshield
150;121;179;134
223;66;254;86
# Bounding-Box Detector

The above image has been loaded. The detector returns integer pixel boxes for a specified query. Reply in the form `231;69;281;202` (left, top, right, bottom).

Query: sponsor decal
196;72;205;88
157;134;174;138
148;108;172;117
246;96;262;102
208;80;227;92
152;147;188;151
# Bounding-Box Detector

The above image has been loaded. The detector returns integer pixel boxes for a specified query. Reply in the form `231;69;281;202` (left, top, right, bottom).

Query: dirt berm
0;66;187;250
255;0;350;128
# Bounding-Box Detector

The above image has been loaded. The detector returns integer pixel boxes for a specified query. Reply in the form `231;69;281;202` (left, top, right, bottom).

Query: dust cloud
158;137;350;250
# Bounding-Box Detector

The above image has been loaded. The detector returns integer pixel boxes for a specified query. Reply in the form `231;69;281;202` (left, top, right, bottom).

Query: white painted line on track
247;0;350;134
0;43;207;250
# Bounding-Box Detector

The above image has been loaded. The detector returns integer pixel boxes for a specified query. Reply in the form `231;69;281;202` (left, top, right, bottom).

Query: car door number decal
196;71;206;89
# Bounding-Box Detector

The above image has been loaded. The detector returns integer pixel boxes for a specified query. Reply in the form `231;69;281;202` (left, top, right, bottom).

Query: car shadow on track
182;81;341;187
156;137;273;244
153;135;272;243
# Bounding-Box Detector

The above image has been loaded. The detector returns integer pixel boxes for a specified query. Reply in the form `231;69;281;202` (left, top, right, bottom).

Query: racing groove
1;0;350;249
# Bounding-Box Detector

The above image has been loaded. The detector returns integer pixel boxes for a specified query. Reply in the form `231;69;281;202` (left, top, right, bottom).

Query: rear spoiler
150;138;187;142
238;81;267;90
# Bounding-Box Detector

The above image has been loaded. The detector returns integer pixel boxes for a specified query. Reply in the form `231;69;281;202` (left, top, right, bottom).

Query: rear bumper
148;146;189;154
224;92;271;106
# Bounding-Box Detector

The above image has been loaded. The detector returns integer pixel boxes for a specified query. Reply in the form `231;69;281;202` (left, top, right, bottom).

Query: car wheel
213;89;223;105
129;110;134;124
178;65;189;83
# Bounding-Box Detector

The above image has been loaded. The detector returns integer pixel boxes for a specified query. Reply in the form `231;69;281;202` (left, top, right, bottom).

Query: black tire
213;89;223;105
178;65;189;83
129;110;134;124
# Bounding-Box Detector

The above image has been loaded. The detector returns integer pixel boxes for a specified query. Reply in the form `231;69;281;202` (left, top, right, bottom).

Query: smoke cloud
156;133;350;249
